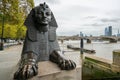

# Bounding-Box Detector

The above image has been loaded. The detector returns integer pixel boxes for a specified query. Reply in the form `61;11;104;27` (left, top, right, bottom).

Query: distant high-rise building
90;35;92;37
104;26;112;36
105;28;108;36
80;32;83;37
108;26;112;36
117;29;120;37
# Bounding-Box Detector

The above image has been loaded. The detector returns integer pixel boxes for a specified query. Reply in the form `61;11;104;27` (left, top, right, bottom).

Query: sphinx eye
46;12;51;16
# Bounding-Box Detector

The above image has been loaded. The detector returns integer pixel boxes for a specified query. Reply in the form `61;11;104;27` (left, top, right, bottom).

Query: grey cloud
100;18;120;23
82;23;105;27
91;23;105;27
84;16;97;19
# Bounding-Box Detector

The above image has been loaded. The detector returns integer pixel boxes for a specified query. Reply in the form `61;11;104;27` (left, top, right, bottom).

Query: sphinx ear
24;9;35;28
24;8;37;42
49;12;58;28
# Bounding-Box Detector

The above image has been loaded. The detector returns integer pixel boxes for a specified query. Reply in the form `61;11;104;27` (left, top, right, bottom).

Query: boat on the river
67;45;96;54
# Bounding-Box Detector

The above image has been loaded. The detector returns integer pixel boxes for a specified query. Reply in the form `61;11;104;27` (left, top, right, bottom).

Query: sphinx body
14;3;76;80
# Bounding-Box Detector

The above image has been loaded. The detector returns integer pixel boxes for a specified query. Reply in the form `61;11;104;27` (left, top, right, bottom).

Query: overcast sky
34;0;120;36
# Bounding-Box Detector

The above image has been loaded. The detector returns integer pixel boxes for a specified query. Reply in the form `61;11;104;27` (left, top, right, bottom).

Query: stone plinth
29;51;81;80
113;50;120;66
29;61;81;80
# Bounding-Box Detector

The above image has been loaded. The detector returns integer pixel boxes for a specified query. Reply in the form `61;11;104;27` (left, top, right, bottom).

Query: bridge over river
58;36;120;43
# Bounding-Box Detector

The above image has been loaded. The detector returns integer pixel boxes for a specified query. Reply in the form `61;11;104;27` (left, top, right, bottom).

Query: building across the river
105;26;112;36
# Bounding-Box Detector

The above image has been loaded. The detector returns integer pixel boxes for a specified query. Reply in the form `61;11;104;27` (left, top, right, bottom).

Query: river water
63;40;120;61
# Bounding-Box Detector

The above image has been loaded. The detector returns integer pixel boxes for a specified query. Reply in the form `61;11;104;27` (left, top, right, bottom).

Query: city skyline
34;0;120;36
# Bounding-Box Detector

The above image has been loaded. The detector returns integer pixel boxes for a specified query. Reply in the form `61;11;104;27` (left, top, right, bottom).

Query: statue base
29;61;81;80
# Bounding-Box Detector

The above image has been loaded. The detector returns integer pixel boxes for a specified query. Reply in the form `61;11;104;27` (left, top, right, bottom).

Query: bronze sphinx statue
14;2;76;80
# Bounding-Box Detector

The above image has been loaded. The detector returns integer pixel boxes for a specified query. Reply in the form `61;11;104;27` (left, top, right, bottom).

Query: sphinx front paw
14;64;38;80
58;59;76;70
50;50;76;70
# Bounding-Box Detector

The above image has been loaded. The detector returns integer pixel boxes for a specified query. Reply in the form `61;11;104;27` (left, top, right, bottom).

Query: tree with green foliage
0;0;34;40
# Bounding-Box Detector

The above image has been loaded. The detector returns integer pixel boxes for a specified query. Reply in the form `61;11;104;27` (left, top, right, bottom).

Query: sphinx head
34;2;52;25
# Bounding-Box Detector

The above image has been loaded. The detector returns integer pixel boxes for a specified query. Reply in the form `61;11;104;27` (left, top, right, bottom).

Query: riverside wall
83;50;120;79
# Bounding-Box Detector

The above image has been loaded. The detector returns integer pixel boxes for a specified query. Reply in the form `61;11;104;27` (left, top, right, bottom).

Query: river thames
62;40;120;61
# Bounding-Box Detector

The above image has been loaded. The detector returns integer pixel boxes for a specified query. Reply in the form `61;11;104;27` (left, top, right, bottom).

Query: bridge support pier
86;39;91;43
110;39;117;43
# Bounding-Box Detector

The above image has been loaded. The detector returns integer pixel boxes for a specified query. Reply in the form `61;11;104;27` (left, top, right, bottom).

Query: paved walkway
0;45;22;80
0;43;81;80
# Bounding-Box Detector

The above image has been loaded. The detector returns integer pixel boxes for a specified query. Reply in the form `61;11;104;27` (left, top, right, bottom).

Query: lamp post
80;32;84;54
0;10;5;50
80;32;84;66
80;38;84;54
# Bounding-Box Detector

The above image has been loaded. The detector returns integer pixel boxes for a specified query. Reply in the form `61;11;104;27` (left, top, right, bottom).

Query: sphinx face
35;7;52;25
